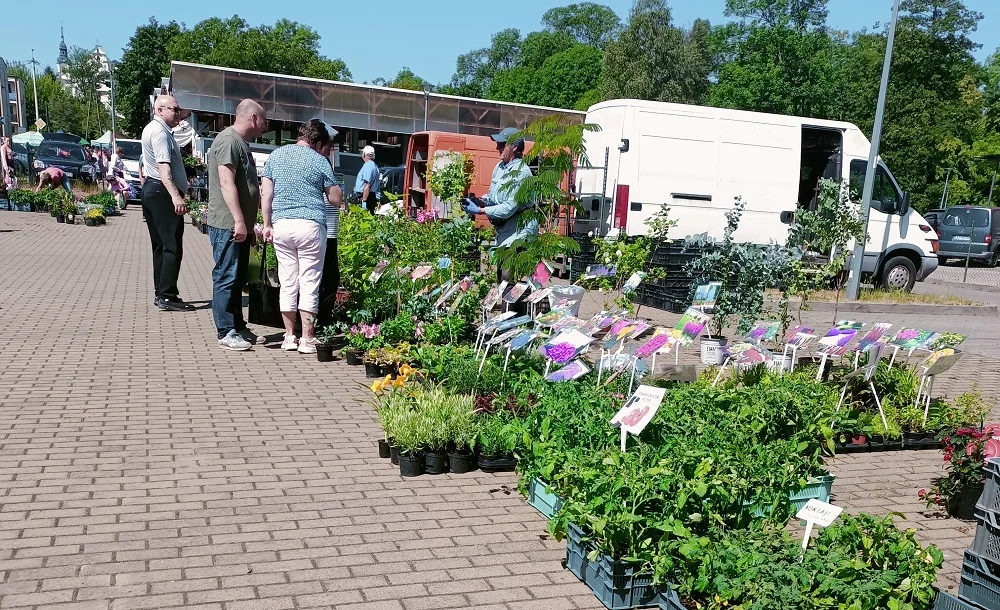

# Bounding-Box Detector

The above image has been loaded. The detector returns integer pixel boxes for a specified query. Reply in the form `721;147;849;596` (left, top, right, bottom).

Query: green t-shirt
207;127;260;230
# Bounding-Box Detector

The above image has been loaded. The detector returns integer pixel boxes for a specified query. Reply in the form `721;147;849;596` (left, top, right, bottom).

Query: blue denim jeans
209;226;251;339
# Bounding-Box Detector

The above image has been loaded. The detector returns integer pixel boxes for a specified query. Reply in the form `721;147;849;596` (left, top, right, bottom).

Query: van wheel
937;256;948;266
880;256;916;292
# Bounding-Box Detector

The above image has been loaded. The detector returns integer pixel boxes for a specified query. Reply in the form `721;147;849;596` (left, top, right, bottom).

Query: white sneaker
297;338;318;354
281;334;299;351
219;329;252;351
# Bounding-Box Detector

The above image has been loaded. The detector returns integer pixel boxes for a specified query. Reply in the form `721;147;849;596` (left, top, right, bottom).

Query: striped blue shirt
262;144;337;229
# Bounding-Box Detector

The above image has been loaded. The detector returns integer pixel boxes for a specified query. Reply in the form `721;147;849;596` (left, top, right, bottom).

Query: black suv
32;141;92;181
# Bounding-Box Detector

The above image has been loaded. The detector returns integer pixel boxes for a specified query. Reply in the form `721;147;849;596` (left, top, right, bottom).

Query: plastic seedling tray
527;478;563;519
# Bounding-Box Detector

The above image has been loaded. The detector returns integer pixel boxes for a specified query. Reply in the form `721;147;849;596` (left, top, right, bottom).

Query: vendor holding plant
461;127;535;282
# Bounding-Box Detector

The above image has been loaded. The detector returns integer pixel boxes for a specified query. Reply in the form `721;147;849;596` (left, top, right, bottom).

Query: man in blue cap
462;127;536;281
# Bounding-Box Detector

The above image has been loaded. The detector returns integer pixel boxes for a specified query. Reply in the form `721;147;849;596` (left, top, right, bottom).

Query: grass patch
809;289;980;306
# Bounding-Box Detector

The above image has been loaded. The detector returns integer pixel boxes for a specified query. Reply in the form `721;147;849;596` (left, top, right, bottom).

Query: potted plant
477;411;517;472
394;410;427;478
84;208;105;227
919;425;999;519
315;325;338;362
347;323;381;366
448;401;479;474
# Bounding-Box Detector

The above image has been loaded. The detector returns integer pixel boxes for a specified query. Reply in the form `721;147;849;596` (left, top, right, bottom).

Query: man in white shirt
141;95;192;312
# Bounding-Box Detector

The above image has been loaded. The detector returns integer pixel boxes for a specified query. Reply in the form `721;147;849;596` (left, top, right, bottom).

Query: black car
380;165;405;197
32;141;93;182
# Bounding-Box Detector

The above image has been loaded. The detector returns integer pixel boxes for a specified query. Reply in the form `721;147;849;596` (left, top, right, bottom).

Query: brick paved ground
1;208;999;608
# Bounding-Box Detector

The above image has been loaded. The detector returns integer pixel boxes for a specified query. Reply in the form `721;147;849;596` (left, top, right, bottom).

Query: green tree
8;63;100;138
167;16;351;80
541;2;623;48
445;28;522;98
533;44;604;109
384;68;427;91
600;0;714;104
838;0;984;212
710;0;850;117
522;30;577;69
115;18;183;136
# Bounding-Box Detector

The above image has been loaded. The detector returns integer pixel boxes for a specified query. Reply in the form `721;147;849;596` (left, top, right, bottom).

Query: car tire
880;256;916;292
938;256;948;266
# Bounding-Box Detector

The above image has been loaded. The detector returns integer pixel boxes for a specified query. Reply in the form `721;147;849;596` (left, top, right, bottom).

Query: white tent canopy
12;131;44;146
93;131;112;145
172;121;195;148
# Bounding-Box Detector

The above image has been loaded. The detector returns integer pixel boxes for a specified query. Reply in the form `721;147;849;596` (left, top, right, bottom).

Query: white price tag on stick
795;499;843;559
611;385;666;451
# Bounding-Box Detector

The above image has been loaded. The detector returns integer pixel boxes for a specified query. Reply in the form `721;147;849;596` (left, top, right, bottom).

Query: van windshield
943;207;989;228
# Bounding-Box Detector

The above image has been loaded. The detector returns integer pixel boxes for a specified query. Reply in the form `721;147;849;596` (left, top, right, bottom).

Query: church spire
58;27;68;65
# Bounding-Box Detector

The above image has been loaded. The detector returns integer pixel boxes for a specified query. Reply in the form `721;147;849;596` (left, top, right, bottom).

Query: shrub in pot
315;325;338;362
448;402;479;474
477;411;518;472
393;410;428;478
919;425;999;519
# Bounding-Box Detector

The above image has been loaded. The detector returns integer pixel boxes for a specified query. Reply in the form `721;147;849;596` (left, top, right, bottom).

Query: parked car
380;165;404;198
11;143;30;174
936;206;1000;266
115;139;144;201
922;208;945;235
32;140;92;183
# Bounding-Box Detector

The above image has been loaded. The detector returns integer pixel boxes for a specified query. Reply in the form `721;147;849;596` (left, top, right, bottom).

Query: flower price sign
611;385;667;451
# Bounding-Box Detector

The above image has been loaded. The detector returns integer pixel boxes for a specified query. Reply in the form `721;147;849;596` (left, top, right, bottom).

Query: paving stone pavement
1;208;999;608
931;260;1000;289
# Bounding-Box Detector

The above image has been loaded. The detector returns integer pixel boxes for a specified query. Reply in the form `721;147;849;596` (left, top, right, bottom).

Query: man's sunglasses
162;106;183;113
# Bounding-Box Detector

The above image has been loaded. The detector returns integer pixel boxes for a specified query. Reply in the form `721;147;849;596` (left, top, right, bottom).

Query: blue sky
1;0;996;85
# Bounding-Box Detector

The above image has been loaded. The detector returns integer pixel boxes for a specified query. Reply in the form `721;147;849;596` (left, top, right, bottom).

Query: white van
576;99;940;291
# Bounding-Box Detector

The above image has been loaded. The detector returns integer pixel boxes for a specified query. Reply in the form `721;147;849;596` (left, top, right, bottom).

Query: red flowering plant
919;424;1000;512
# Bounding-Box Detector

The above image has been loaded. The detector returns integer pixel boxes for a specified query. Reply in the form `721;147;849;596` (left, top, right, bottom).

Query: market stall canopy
93;131;112;145
12;131;43;146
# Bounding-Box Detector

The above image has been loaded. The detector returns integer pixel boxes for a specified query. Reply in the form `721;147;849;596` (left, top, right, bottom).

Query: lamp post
847;0;901;301
422;84;431;131
29;49;40;125
108;59;118;150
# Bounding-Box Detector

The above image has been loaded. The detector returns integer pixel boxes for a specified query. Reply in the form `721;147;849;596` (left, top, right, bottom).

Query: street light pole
29;49;40;125
109;60;118;149
847;0;901;301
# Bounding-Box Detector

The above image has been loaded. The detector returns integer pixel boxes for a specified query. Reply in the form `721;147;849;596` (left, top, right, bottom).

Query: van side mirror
780;210;795;225
899;192;910;216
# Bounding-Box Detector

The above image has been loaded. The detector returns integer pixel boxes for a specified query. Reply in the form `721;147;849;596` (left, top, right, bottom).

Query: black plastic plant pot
389;444;400;465
316;345;334;362
378;439;391;459
448;450;477;474
947;484;984;520
201;224;208;234
85;218;96;226
478;453;517;473
346;350;363;366
424;450;449;475
56;215;65;223
364;362;381;378
398;452;424;477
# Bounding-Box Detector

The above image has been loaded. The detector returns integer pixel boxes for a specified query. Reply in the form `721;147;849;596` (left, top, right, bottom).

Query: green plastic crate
527;477;563;519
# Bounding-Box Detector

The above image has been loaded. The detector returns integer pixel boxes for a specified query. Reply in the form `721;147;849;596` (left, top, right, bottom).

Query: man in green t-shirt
208;99;267;351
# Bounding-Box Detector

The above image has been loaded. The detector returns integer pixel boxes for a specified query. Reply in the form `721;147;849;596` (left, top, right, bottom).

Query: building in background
56;28;113;110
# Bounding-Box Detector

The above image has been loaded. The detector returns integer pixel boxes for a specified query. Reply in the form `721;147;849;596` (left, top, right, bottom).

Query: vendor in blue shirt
461;127;536;281
354;145;380;213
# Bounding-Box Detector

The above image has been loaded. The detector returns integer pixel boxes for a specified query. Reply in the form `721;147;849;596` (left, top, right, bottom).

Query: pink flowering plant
347;323;384;351
919;424;1000;511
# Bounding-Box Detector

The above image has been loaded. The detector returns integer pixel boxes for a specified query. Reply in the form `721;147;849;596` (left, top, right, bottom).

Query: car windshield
943;208;989;228
37;143;85;162
118;141;142;161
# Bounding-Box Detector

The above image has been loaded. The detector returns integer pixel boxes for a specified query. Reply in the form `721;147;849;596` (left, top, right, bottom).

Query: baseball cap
362;145;376;157
491;127;525;152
